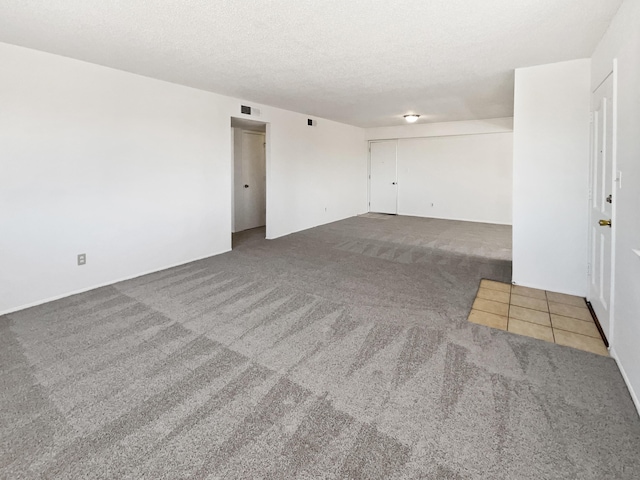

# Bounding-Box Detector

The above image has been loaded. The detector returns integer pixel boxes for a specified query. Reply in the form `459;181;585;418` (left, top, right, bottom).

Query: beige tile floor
468;279;608;356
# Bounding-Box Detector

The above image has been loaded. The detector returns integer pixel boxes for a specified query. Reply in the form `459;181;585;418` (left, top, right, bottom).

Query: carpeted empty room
3;1;640;479
3;216;640;478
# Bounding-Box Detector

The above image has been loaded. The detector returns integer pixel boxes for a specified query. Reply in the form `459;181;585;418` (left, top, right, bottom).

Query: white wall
395;134;513;224
0;43;366;314
267;111;367;238
367;119;514;225
512;59;591;296
365;117;513;140
591;0;640;414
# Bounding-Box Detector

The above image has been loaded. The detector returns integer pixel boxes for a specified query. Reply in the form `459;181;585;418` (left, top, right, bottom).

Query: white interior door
588;73;615;340
369;140;398;214
235;131;266;232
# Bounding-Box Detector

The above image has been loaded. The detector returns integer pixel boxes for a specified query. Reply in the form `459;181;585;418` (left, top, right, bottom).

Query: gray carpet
2;215;639;479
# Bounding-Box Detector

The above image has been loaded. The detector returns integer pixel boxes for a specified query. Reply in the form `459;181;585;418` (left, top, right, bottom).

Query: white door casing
235;131;266;232
369;140;398;214
588;71;616;341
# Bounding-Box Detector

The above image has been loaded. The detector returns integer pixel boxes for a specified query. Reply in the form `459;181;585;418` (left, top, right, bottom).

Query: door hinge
587;263;592;276
589;112;594;124
588;188;592;200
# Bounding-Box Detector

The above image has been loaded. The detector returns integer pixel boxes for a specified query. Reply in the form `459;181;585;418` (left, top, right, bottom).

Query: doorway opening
231;117;268;249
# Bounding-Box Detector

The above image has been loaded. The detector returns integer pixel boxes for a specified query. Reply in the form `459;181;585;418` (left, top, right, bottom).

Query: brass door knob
599;219;612;227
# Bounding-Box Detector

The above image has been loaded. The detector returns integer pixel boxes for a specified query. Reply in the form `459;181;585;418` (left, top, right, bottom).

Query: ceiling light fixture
404;114;420;123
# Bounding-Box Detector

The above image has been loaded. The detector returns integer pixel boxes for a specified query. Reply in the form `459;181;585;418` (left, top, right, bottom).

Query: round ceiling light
404;114;420;123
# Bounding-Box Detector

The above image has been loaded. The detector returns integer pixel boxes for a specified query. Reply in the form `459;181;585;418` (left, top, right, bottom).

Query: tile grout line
507;284;512;331
546;290;556;343
473;280;511;331
472;281;608;355
480;279;511;294
551;326;602;339
508;306;602;338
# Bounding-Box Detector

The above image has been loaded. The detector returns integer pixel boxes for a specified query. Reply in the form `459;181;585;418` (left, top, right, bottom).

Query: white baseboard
610;347;640;417
0;249;231;316
267;212;362;240
396;212;512;226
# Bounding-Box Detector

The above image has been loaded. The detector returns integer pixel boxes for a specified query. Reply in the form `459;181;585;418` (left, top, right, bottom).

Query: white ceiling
0;0;622;127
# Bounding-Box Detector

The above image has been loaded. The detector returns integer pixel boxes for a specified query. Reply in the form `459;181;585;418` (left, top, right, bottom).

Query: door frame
587;60;618;343
230;117;270;240
368;139;398;214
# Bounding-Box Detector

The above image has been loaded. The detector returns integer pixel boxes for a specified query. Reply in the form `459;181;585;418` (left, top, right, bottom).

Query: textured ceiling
0;0;622;127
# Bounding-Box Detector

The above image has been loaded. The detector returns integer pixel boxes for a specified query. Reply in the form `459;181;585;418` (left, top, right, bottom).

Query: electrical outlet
77;253;86;266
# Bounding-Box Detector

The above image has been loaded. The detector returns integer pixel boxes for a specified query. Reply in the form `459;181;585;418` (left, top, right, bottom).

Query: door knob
599;219;612;227
392;182;397;185
244;184;249;188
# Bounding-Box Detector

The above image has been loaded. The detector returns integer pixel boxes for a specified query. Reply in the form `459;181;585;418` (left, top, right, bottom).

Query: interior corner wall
512;59;591;296
366;119;514;225
0;42;367;314
265;111;367;239
591;0;640;414
395;134;513;224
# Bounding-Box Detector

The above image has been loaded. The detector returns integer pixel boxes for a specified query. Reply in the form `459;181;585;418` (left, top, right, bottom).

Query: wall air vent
240;105;261;117
307;119;316;126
